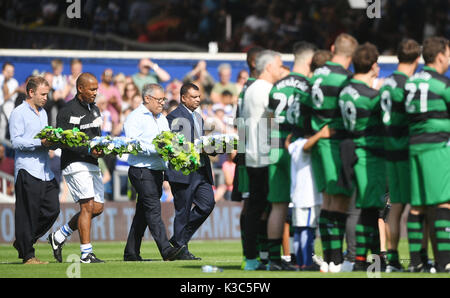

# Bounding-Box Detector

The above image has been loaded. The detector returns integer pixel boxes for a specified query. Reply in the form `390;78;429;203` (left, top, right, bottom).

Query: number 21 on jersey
405;82;429;113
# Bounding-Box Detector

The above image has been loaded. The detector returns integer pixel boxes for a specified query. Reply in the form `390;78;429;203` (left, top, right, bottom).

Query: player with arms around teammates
338;43;386;272
309;33;359;272
265;41;316;271
404;36;450;273
378;39;422;272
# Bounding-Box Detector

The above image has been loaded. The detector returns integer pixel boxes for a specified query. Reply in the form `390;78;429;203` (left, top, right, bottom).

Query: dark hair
246;46;265;70
180;82;199;102
311;50;333;72
168;99;179;108
422;36;449;64
221;90;233;97
352;42;379;74
2;62;13;71
292;41;317;57
26;76;49;97
397;39;421;63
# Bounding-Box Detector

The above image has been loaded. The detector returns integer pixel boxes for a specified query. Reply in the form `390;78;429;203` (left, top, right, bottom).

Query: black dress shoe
175;247;202;260
186;251;202;260
124;255;143;261
163;245;186;261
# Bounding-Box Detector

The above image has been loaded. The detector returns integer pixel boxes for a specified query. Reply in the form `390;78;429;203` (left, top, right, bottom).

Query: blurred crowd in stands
0;58;247;202
0;0;448;54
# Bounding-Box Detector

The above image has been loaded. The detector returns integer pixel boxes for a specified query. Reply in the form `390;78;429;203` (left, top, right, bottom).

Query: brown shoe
23;257;49;264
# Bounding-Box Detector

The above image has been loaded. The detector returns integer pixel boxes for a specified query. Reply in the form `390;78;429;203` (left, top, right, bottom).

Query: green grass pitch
0;239;448;278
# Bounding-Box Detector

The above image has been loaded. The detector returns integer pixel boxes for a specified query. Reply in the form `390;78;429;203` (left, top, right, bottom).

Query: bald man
48;72;106;263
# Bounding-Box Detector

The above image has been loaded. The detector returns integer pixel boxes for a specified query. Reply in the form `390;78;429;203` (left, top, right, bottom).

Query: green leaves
35;126;90;147
153;131;200;175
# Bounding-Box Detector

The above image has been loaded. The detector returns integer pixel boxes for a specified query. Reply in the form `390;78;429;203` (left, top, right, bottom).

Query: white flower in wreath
107;143;115;151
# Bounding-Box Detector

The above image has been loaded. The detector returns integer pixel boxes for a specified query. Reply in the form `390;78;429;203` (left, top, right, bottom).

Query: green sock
318;210;333;263
434;208;450;271
387;249;399;264
355;209;379;262
407;212;425;267
267;239;282;262
330;211;347;264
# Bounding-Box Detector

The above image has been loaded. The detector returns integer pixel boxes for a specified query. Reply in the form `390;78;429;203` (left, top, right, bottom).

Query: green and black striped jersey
309;61;353;135
338;79;384;150
404;66;450;153
379;71;409;160
268;72;312;143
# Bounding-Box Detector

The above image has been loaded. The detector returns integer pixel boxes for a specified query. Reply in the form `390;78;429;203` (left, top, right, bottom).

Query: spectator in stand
122;82;140;114
42;72;66;127
163;99;179;116
0;143;14;196
51;59;67;93
113;73;127;102
124;94;143;118
96;94;113;136
92;0;118;34
63;59;83;102
235;69;249;95
0;62;19;140
0;62;19;106
132;58;171;93
200;99;214;121
239;2;271;50
182;60;215;101
95;93;117;185
165;78;183;102
98;68;122;126
220;90;236;123
214;152;236;202
206;103;227;134
210;63;238;104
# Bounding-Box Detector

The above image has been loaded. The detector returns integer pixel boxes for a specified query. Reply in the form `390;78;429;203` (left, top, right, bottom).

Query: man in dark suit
165;83;215;260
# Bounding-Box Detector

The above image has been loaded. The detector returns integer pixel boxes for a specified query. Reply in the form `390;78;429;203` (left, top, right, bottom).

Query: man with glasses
123;83;185;262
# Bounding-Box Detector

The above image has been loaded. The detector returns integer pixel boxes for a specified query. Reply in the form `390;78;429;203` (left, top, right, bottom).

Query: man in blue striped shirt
123;83;184;261
9;76;60;264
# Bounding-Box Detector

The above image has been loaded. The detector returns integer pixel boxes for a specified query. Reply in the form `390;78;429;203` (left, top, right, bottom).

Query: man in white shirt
0;62;19;139
240;50;284;270
0;62;19;106
123;83;184;261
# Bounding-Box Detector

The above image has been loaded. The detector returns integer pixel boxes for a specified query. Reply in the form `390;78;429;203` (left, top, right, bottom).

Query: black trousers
169;167;215;248
124;167;172;259
14;169;60;261
243;166;269;259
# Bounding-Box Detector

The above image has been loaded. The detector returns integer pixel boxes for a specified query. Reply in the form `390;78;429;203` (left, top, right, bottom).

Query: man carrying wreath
165;82;216;260
10;76;60;264
48;73;105;263
122;83;184;262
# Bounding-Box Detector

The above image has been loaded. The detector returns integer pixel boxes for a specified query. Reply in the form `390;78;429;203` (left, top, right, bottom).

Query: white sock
54;224;73;243
80;243;93;259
